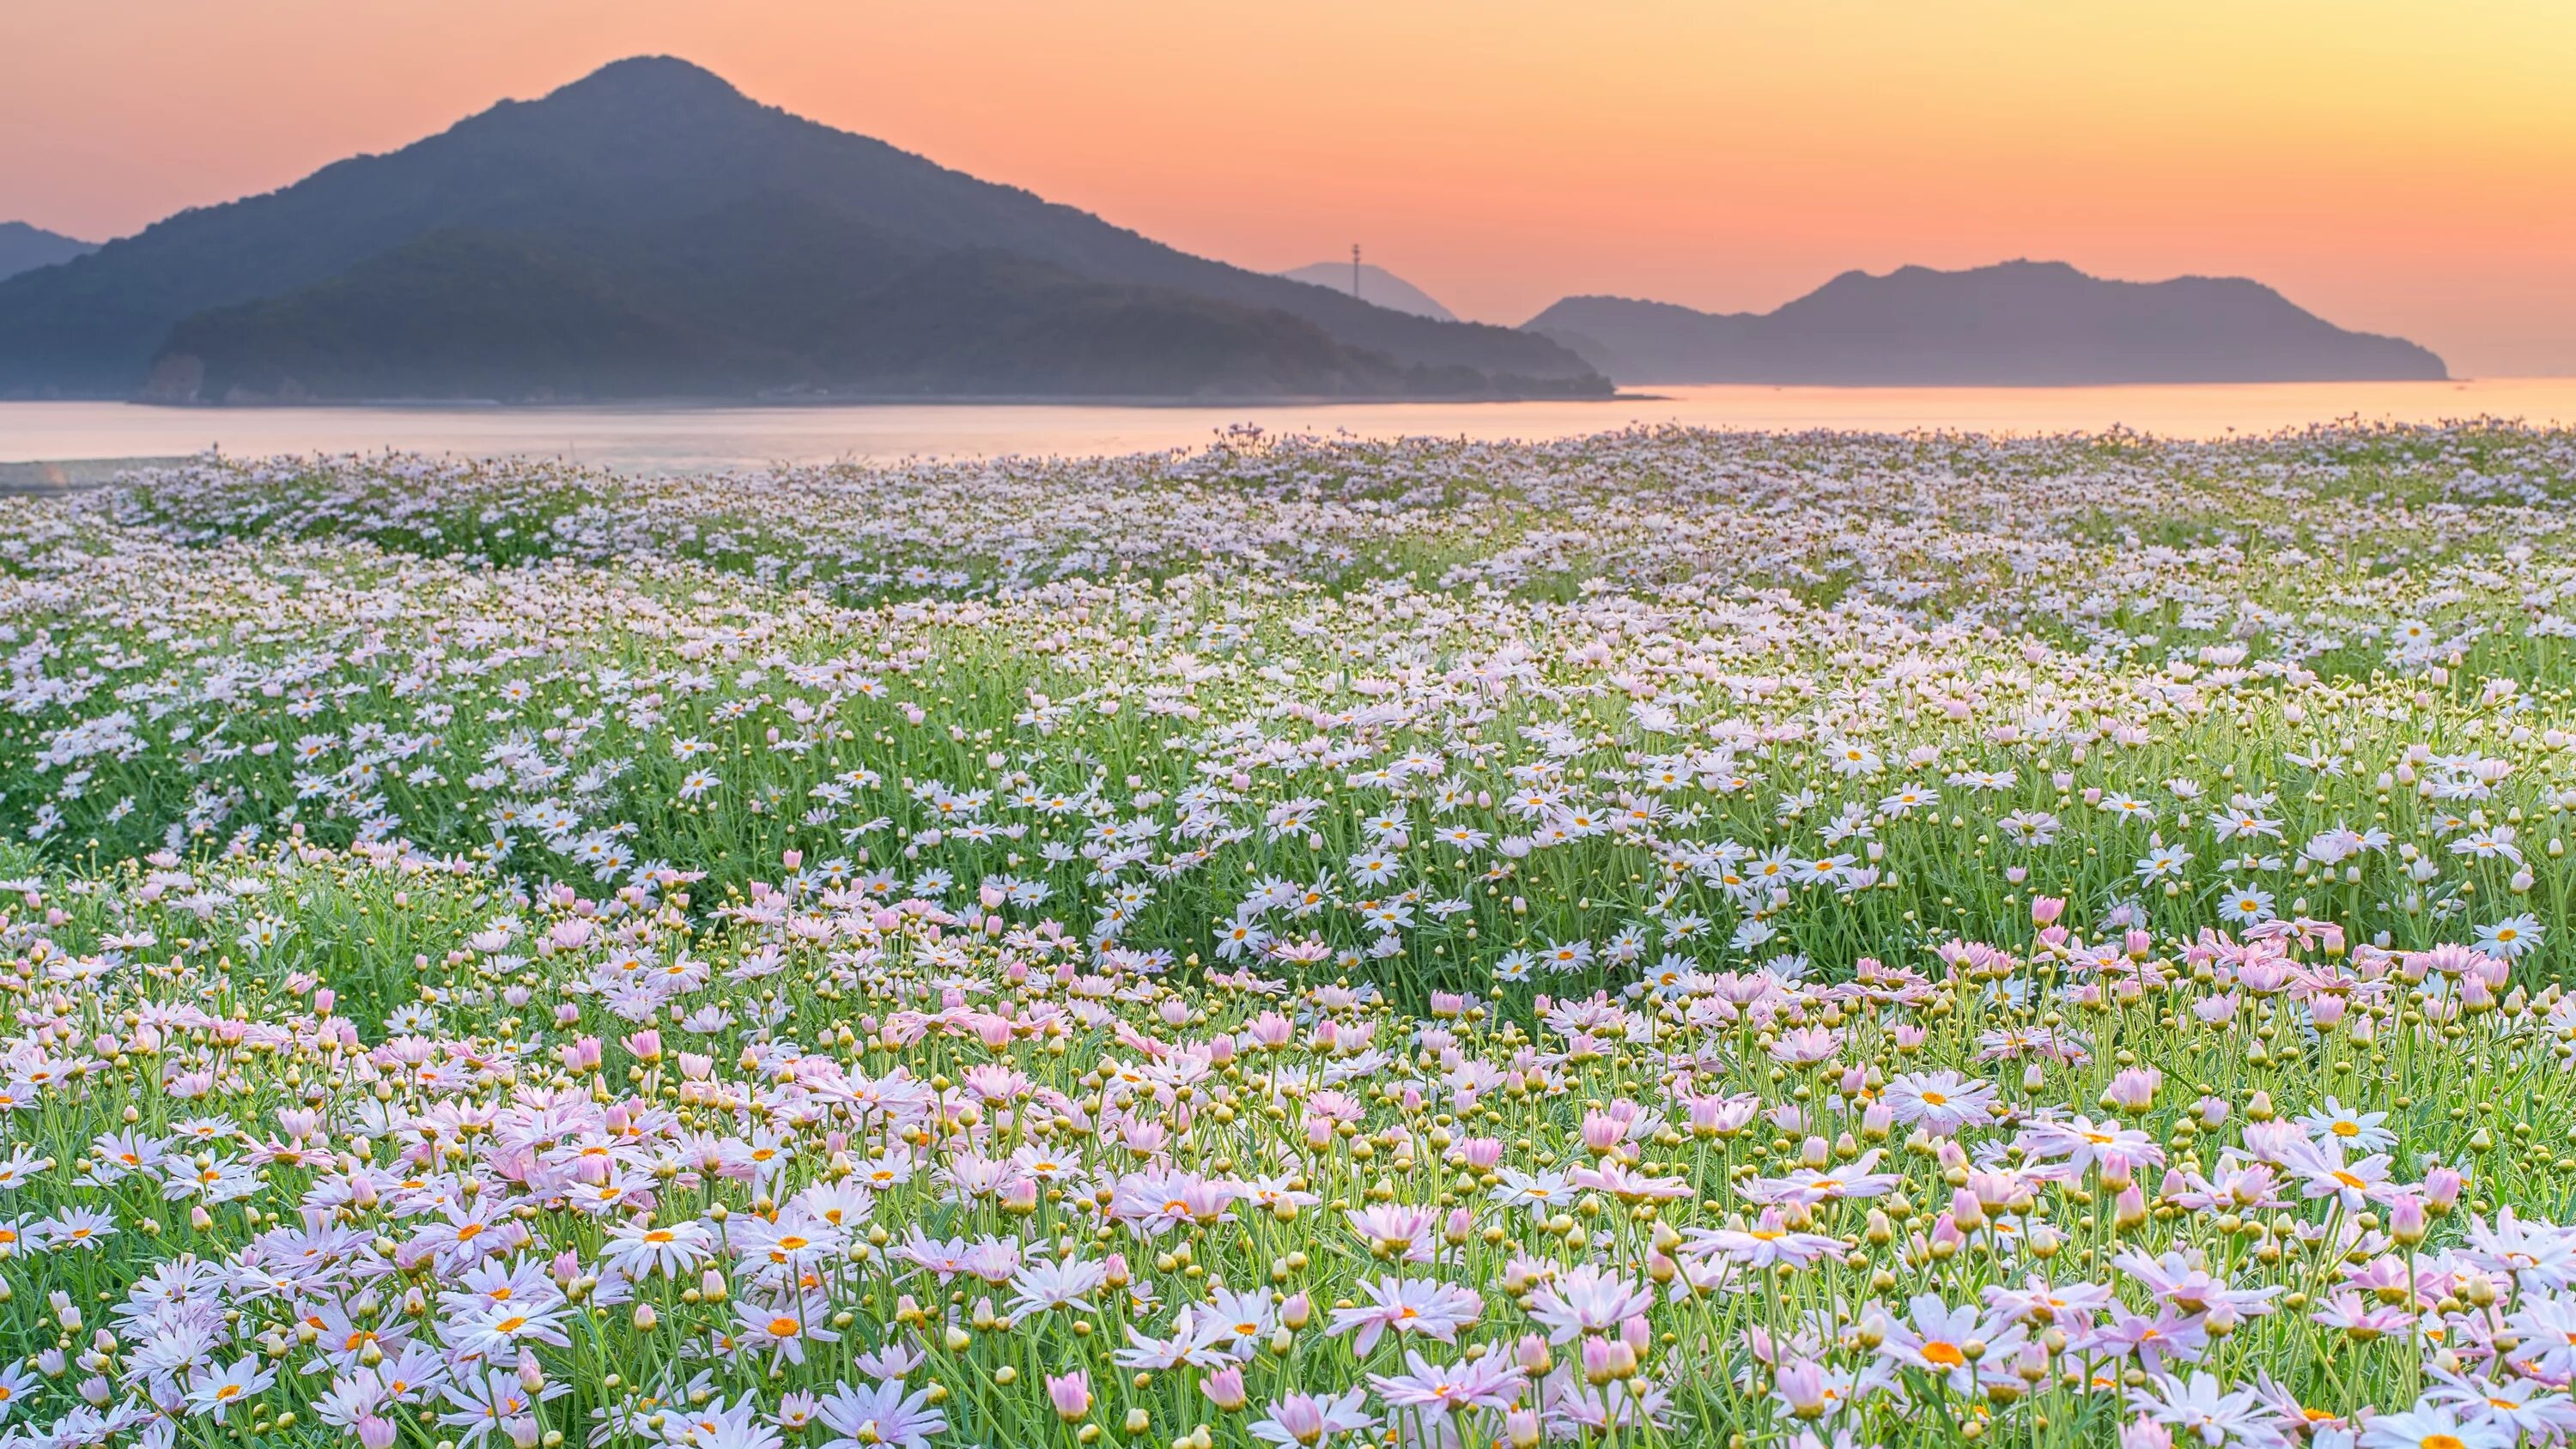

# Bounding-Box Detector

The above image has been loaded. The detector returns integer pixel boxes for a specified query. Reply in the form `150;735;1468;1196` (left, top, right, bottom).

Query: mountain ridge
1276;263;1456;321
144;215;1488;403
0;222;96;283
1523;259;2447;385
0;56;1603;402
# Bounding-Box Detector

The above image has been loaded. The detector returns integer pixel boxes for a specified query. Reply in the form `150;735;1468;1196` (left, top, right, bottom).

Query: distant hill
151;222;1438;403
1523;260;2447;385
1277;263;1456;321
0;222;95;282
0;57;1602;403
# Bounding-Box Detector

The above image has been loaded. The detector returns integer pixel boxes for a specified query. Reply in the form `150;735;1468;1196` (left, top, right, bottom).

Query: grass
0;423;2573;1448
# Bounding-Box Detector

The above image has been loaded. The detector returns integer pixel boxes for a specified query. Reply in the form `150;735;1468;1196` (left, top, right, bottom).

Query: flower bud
2390;1194;2429;1246
2113;1182;2148;1232
1777;1359;1829;1420
1516;1334;1552;1375
1856;1311;1888;1350
2426;1167;2465;1215
1200;1365;1246;1412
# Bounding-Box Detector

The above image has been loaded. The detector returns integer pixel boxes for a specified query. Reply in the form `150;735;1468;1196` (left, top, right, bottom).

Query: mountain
1277;263;1456;321
149;223;1446;403
1523;260;2446;385
0;222;95;282
0;57;1603;402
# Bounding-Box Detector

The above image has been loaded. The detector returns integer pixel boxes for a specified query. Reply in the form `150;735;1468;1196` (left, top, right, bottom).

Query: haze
3;0;2568;376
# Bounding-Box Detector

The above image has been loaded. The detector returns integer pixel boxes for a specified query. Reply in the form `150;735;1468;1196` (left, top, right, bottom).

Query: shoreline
21;389;1653;412
0;456;188;494
3;379;2568;475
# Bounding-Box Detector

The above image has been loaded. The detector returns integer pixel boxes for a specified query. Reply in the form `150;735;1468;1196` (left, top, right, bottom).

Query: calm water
3;378;2572;471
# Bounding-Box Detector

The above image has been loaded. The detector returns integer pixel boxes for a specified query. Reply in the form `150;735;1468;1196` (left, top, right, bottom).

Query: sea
3;378;2573;476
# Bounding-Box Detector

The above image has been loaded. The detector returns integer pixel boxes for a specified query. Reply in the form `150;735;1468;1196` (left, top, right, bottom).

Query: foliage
2;424;2575;1448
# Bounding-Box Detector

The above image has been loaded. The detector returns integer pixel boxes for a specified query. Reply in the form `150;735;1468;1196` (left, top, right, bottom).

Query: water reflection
3;378;2570;473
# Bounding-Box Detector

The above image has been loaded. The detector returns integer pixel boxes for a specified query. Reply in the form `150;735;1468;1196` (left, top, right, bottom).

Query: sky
3;1;2570;376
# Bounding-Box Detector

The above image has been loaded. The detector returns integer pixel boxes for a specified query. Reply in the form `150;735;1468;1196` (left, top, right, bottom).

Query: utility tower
1352;244;1362;302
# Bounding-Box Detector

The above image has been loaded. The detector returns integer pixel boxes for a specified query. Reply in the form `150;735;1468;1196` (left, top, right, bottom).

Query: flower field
8;422;2576;1449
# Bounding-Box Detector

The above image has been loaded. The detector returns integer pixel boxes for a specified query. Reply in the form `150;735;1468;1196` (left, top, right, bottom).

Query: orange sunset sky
3;1;2569;376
